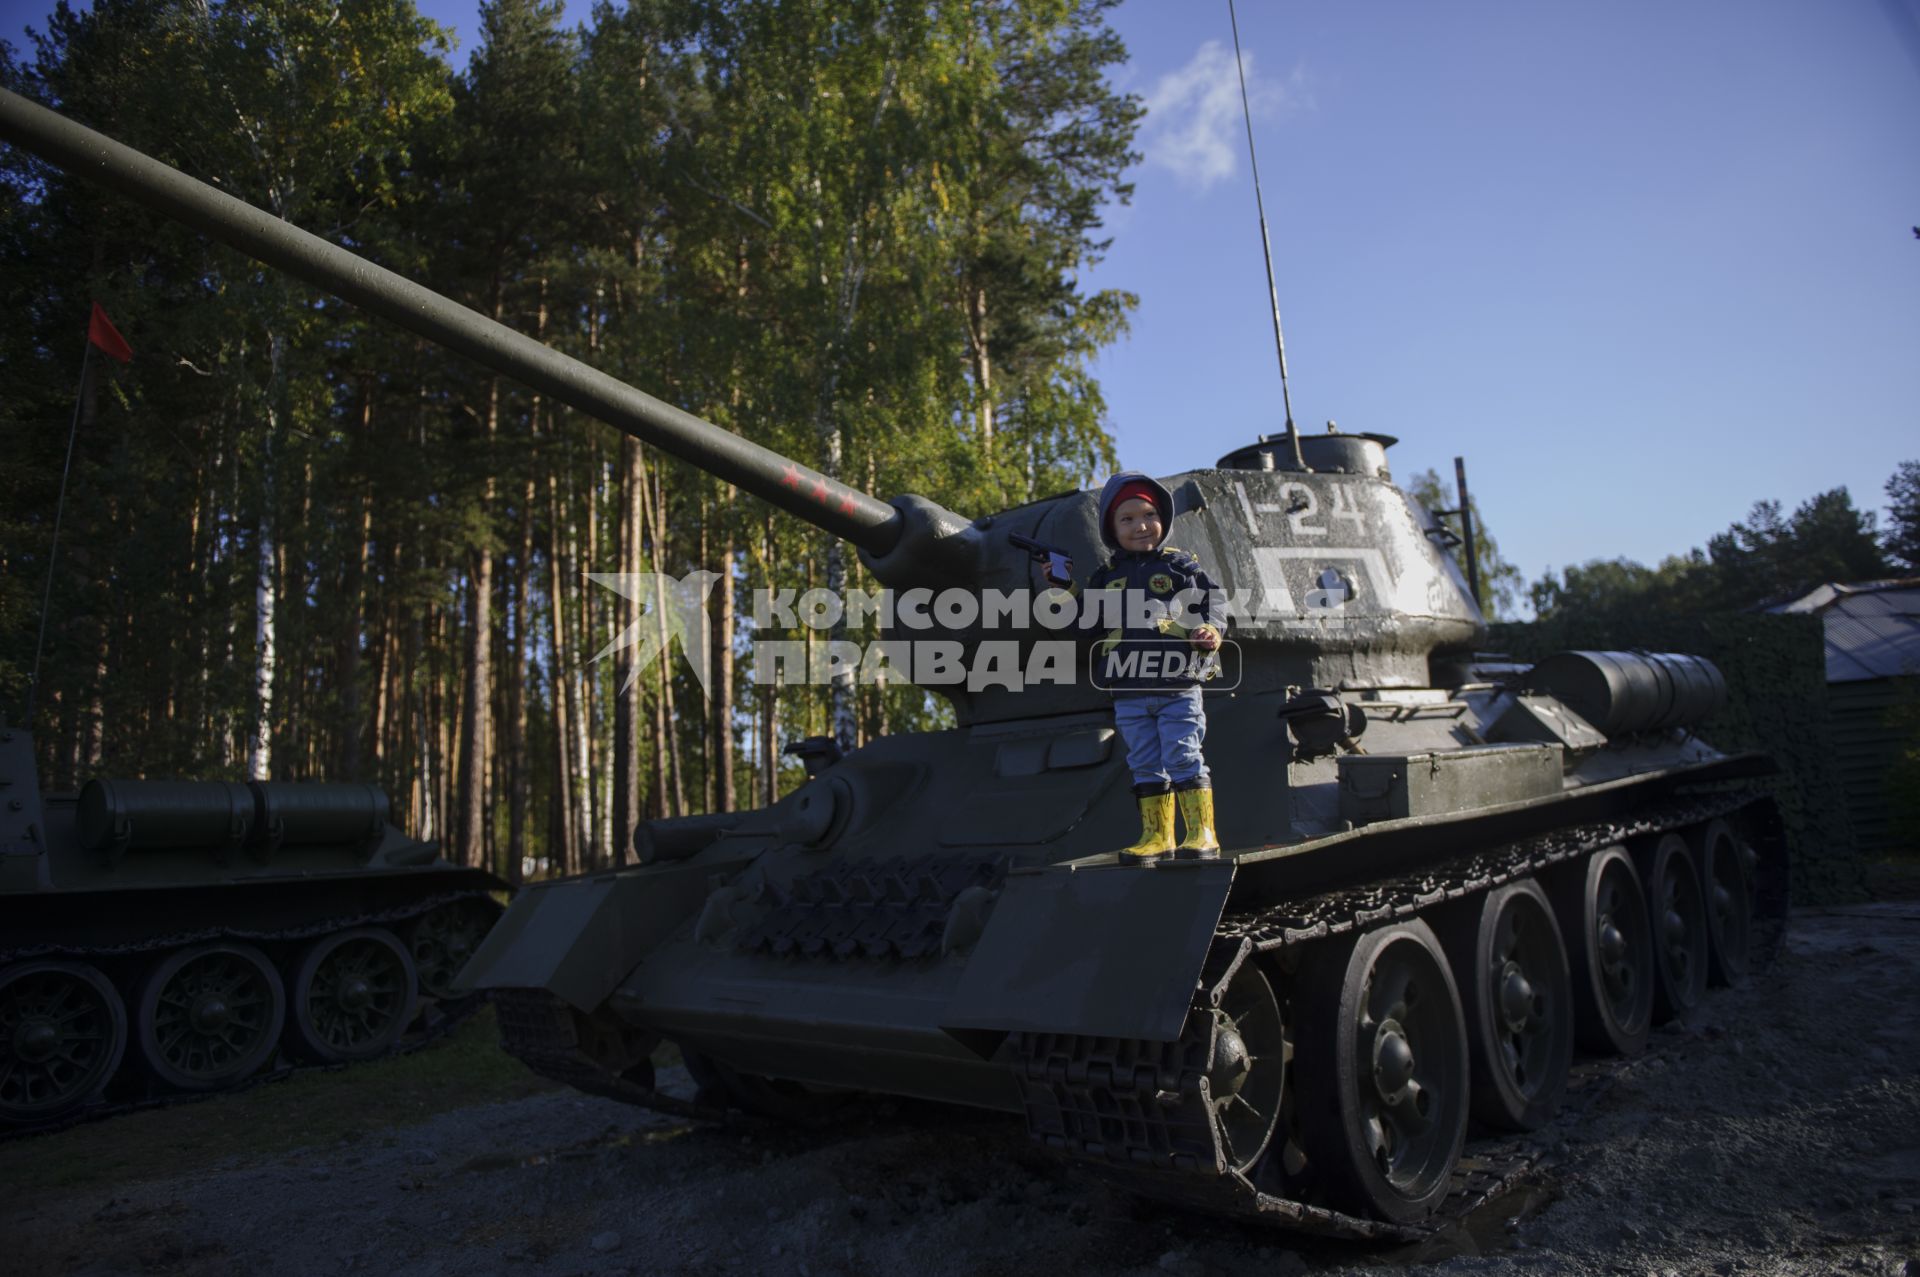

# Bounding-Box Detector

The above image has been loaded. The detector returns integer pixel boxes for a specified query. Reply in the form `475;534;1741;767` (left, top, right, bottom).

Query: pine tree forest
0;0;1144;885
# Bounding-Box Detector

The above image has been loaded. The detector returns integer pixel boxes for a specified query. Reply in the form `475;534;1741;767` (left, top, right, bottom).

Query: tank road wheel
133;943;286;1091
404;899;502;1001
1297;920;1469;1223
285;928;419;1063
1690;818;1755;986
0;961;128;1125
1440;878;1573;1132
1555;846;1655;1056
1638;834;1709;1024
1205;958;1287;1174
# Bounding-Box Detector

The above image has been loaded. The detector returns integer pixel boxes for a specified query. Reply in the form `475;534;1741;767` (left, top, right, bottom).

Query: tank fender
939;860;1235;1057
455;853;757;1012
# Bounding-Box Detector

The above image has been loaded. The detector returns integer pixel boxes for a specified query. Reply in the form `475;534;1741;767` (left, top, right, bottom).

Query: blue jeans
1113;688;1209;788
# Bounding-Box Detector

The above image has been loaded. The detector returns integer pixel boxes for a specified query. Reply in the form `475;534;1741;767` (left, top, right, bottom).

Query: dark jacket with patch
1084;471;1224;694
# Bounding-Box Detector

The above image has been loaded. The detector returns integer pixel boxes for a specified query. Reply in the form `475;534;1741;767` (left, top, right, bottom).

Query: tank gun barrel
0;88;905;555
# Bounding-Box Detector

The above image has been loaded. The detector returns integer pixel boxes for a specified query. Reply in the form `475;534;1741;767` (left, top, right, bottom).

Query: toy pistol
1008;532;1075;589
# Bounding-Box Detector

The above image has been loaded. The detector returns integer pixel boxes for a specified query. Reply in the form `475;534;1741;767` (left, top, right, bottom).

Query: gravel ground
9;904;1920;1277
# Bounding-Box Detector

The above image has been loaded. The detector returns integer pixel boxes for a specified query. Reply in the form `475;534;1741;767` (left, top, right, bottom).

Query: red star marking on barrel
838;495;858;514
811;479;832;503
780;462;803;489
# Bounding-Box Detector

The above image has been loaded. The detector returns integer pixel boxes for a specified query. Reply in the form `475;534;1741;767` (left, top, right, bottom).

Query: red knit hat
1106;480;1162;540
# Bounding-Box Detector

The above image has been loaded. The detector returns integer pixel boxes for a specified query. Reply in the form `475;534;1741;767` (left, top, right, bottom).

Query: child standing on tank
1084;472;1225;863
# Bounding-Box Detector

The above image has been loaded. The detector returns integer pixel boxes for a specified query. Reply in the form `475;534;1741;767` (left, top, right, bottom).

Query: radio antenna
1227;0;1307;471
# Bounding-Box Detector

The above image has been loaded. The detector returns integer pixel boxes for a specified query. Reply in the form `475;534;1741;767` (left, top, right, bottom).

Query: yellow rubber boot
1174;787;1221;860
1119;791;1176;864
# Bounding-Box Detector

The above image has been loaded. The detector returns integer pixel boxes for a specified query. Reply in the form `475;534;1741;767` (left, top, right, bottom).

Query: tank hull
469;751;1768;1070
472;749;1785;1239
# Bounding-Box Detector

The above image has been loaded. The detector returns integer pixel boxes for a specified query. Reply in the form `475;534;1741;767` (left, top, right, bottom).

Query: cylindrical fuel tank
74;779;254;856
1524;650;1727;737
249;781;390;854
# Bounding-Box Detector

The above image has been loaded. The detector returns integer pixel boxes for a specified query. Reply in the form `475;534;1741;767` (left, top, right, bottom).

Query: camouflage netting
1485;613;1868;905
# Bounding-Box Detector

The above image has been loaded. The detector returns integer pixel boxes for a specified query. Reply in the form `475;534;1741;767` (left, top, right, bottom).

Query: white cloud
1140;41;1306;191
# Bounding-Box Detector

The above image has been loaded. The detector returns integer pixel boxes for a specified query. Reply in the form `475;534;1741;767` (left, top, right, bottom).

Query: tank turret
0;89;1787;1235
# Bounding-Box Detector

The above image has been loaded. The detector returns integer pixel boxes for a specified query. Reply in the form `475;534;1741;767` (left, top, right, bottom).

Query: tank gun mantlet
856;494;988;590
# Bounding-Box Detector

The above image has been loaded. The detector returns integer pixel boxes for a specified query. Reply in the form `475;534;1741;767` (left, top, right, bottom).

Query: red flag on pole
87;302;132;363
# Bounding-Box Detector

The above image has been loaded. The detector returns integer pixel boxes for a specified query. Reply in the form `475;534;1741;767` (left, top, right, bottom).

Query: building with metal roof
1770;578;1920;854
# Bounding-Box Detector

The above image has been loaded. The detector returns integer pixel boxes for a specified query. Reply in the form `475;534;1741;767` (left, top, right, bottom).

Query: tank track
1219;786;1787;960
736;853;1014;960
1;888;499;1142
491;988;728;1123
1013;784;1787;1241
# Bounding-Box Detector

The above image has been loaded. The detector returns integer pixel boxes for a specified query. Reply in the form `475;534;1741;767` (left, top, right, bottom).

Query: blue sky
7;1;1918;606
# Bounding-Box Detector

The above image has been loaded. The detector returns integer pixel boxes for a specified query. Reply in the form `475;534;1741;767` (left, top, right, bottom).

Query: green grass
0;1006;555;1196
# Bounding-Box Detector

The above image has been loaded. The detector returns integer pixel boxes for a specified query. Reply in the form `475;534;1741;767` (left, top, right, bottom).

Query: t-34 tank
0;89;1786;1232
0;724;505;1130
